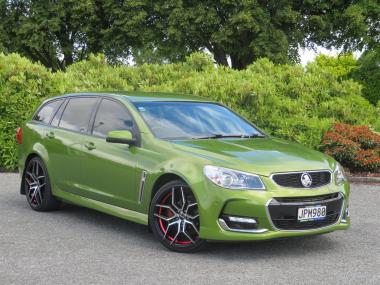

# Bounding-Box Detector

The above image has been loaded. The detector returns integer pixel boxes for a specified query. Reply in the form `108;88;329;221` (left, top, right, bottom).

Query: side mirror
106;130;136;146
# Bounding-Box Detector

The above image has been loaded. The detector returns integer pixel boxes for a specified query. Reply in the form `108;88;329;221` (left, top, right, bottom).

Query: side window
59;97;98;132
34;100;63;124
51;99;67;127
93;99;134;138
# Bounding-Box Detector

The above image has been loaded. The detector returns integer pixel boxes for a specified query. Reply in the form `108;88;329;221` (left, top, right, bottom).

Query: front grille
271;171;331;188
268;193;343;230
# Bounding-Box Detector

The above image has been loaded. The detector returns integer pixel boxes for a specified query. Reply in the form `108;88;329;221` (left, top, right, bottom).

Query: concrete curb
0;168;17;173
348;176;380;184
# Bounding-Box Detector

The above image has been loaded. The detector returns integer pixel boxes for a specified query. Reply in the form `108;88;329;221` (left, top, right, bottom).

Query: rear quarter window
33;99;63;124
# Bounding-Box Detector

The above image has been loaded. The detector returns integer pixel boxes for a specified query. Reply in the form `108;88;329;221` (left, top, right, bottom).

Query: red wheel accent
156;189;197;245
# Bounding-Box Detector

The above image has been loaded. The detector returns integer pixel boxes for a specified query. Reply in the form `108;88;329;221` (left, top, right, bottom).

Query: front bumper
195;177;350;241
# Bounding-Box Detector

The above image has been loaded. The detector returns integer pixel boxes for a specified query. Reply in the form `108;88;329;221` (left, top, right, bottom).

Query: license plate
297;205;326;222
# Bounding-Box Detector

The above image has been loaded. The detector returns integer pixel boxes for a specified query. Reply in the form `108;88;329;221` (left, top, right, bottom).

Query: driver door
78;98;140;210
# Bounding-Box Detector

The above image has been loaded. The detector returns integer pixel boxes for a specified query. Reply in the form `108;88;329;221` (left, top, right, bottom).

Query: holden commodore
17;92;350;252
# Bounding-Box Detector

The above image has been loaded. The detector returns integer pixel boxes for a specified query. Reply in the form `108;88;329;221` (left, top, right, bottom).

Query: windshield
133;101;264;140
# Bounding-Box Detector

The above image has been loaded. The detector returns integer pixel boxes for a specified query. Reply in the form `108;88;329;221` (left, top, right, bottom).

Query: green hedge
1;52;379;170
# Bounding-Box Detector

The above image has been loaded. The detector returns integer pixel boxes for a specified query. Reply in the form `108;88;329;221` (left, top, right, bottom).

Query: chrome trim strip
341;204;350;223
218;218;268;234
138;170;148;204
269;194;341;206
269;169;333;189
265;192;345;232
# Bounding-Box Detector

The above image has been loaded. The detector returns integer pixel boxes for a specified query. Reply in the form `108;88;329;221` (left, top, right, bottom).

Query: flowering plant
322;123;380;172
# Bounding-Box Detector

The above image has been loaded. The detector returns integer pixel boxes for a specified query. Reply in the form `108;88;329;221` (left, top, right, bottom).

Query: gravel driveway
0;173;379;284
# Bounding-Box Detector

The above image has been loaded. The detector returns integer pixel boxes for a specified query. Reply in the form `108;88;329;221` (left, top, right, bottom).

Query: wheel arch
150;172;188;202
147;172;194;228
20;152;43;195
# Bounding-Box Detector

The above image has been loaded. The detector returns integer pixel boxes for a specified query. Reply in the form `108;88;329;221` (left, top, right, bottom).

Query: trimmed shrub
314;52;380;106
0;53;62;169
1;52;380;170
314;54;358;78
322;123;380;172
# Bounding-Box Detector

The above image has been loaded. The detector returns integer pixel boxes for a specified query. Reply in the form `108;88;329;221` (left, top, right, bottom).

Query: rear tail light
16;127;22;144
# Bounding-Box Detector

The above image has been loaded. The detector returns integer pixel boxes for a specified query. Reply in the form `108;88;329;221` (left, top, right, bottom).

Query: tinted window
93;99;133;138
133;102;262;139
51;100;67;127
59;97;98;132
34;100;63;124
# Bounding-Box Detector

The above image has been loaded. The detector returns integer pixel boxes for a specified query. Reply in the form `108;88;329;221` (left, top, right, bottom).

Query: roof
58;91;212;103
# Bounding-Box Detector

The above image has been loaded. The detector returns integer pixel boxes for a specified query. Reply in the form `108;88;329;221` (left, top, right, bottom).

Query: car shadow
202;234;339;258
57;202;151;235
52;202;342;259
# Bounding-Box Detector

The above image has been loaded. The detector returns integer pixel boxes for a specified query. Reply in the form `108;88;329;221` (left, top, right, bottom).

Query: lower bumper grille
268;193;344;230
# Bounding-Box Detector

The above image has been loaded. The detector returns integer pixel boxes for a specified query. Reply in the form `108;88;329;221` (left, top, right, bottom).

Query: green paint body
18;92;350;241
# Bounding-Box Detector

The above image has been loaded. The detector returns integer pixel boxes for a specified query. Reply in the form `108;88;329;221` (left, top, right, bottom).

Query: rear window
59;97;98;133
33;100;63;124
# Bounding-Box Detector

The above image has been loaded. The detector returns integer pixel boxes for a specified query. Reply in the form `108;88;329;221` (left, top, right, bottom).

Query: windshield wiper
193;134;265;139
242;134;266;138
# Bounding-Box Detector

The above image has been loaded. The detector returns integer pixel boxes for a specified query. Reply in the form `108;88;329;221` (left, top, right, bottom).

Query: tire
149;180;206;253
24;157;61;211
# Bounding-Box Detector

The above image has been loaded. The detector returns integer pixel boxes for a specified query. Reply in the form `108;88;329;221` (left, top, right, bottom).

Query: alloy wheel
24;157;61;211
25;159;46;207
152;183;203;250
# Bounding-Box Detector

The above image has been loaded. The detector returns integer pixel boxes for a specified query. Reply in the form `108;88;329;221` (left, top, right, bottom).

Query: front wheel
149;180;206;252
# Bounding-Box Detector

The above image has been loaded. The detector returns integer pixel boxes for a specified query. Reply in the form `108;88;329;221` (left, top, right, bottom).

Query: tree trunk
206;42;229;67
59;35;75;69
63;51;74;67
89;0;107;54
230;52;254;70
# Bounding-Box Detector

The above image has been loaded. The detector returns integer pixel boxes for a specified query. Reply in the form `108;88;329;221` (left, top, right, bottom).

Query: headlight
203;165;265;190
334;163;346;185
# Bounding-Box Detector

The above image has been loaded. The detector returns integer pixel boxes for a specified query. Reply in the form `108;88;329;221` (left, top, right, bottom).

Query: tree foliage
318;0;380;52
313;52;380;106
0;0;147;70
352;49;380;106
0;0;379;70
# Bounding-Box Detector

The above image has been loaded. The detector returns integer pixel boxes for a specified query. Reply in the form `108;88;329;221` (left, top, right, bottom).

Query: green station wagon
17;92;350;252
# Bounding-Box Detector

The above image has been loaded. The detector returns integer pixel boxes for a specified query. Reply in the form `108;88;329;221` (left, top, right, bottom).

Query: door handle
46;131;55;139
84;142;96;150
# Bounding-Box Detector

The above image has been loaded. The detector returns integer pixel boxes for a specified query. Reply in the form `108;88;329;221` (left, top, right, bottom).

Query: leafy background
0;52;379;170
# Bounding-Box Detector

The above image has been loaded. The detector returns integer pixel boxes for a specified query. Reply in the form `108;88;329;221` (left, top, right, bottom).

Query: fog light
220;215;258;231
227;216;257;224
218;215;268;233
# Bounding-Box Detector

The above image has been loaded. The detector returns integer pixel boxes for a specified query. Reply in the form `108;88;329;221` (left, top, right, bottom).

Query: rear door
26;98;65;172
78;98;139;209
46;96;99;194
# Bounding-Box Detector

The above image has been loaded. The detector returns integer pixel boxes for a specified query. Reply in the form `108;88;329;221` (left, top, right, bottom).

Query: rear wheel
24;157;61;211
149;180;206;252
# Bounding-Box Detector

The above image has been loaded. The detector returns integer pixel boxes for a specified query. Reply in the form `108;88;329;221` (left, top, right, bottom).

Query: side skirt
54;188;148;226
